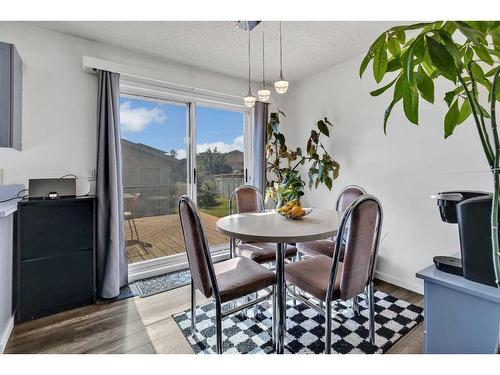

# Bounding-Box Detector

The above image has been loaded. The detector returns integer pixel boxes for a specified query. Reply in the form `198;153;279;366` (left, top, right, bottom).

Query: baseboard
375;270;424;295
128;245;230;283
0;316;14;354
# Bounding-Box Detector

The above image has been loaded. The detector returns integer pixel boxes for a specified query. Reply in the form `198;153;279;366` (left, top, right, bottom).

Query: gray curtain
96;70;128;299
252;102;269;193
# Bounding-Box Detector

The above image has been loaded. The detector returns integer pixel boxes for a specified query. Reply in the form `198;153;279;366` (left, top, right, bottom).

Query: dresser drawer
18;199;94;260
18;249;95;322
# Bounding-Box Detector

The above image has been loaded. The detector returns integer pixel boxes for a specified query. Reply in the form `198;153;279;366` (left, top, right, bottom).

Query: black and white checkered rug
173;290;423;354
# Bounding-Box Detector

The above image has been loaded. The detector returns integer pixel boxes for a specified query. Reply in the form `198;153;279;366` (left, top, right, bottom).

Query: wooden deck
125;212;228;264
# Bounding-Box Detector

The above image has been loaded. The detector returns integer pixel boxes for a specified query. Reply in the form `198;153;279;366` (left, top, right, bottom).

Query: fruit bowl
275;201;314;220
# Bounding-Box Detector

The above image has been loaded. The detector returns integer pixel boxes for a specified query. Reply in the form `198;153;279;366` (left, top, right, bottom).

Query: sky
119;97;244;159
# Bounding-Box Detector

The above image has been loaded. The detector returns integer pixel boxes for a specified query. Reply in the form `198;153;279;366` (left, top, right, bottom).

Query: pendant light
243;26;256;108
257;24;271;102
274;21;289;94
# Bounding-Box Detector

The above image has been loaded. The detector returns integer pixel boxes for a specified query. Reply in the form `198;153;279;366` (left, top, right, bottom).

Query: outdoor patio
125;212;228;264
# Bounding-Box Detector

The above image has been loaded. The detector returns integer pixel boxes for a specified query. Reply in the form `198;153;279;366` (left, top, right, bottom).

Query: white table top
216;209;340;243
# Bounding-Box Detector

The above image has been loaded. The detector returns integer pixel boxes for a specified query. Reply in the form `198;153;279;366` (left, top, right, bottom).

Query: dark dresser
14;196;96;323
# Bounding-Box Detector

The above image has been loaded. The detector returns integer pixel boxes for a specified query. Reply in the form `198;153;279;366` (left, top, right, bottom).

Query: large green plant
265;111;340;206
360;21;500;287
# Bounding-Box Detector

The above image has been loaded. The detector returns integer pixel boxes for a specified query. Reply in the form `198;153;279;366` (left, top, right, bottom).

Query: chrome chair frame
179;196;275;354
296;185;368;314
228;184;265;258
286;194;383;353
228;185;298;312
334;185;367;211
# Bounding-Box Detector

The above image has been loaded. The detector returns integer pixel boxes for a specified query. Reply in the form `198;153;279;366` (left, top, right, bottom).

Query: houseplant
359;21;500;287
265;111;340;218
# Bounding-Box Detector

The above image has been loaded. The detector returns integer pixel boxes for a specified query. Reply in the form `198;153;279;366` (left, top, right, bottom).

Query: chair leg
131;217;139;241
368;281;375;346
352;296;360;317
215;301;223;354
190;280;196;338
230;238;235;258
127;219;134;240
254;292;259;316
325;300;332;354
272;285;276;344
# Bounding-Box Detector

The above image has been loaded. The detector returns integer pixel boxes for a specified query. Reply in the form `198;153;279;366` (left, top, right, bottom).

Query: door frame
121;80;253;281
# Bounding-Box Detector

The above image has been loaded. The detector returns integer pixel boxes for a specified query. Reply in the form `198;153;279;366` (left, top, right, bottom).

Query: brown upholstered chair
178;195;276;354
229;185;297;263
285;194;383;353
296;185;366;259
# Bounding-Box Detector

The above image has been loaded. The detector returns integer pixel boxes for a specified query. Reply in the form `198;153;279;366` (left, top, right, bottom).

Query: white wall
0;22;248;189
277;55;491;293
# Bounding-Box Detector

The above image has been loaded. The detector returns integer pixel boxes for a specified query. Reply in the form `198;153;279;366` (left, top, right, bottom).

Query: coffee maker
432;190;497;286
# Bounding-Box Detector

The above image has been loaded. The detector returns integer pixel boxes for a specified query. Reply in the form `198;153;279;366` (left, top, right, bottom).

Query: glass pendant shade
257;88;271;102
275;22;289;94
244;90;257;108
274;79;289;94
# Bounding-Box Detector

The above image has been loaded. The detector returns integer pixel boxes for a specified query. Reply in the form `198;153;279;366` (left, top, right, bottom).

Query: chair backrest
329;195;383;301
124;193;141;213
178;195;218;299
229;185;265;215
335;185;366;213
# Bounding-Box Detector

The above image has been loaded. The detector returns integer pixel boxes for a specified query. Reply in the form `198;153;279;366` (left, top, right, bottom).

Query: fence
213;173;244;199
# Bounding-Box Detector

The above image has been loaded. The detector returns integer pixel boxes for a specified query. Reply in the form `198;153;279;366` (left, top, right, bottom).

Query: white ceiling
32;21;402;82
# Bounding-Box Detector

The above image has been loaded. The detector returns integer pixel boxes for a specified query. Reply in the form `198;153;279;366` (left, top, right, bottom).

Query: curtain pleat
96;70;128;299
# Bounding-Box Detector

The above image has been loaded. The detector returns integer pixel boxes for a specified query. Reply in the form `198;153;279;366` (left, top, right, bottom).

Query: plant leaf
386;58;402;72
317;120;329;136
473;44;494;65
470;62;491;90
359;53;371;78
402;35;422;86
426;36;457;82
415;66;435;103
393;74;406;101
383;97;400;134
395;29;406;44
373;46;388;83
457;100;471;125
403;81;419;124
387;36;401;57
456;21;486;44
370;75;400;96
444;99;460;138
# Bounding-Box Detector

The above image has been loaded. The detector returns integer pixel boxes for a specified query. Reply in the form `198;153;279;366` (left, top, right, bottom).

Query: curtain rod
82;56;244;102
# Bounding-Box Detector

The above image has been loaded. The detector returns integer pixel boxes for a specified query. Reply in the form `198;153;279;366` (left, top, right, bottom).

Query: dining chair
228;185;298;264
178;195;276;354
124;192;141;241
285;194;383;353
296;185;366;259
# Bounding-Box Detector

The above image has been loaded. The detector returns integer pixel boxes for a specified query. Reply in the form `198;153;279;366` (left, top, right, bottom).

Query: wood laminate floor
5;280;423;354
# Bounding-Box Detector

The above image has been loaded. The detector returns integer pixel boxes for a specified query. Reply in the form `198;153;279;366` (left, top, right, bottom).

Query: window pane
120;96;187;264
196;105;245;249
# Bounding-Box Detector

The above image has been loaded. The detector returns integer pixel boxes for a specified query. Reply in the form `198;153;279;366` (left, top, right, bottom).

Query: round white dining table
216;208;340;354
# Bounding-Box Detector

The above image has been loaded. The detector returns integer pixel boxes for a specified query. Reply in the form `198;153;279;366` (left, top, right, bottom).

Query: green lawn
199;196;229;218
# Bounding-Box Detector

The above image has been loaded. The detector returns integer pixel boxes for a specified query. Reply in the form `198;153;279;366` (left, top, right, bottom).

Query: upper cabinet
0;41;22;150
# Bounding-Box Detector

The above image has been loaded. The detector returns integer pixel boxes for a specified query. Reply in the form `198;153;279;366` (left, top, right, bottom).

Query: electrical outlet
88;168;96;181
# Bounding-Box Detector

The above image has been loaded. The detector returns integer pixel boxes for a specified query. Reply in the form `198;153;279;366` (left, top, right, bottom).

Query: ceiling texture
32;21;403;83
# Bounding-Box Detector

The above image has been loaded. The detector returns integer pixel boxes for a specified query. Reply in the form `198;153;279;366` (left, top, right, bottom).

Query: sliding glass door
120;93;250;266
195;104;246;251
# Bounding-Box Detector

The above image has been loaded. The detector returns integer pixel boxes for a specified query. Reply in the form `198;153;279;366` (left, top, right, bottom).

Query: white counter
0;184;23;353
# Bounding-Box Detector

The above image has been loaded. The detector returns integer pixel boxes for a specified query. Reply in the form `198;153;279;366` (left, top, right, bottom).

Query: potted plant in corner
360;21;500;287
265;110;340;218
